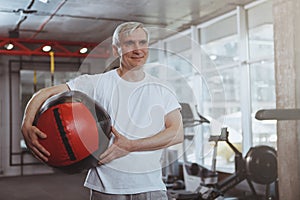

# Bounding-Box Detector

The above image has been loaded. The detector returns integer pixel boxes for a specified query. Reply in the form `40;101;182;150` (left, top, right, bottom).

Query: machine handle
255;109;300;120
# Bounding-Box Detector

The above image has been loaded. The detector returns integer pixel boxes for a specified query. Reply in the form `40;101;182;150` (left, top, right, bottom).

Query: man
21;22;183;200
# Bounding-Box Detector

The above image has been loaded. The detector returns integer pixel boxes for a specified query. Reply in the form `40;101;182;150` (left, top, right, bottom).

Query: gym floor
0;171;274;200
0;172;89;200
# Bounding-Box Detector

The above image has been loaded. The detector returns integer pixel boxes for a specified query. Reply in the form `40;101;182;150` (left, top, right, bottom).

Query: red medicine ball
34;91;111;173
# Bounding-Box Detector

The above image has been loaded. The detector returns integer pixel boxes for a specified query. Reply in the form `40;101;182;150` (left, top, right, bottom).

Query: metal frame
237;6;253;153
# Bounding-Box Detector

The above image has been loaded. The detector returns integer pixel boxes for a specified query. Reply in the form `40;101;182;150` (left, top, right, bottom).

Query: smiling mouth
131;56;144;59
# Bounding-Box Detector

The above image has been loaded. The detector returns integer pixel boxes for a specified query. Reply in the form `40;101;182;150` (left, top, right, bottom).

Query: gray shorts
90;190;168;200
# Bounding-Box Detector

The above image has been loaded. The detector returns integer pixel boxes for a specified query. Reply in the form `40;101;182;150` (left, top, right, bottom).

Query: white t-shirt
67;69;180;194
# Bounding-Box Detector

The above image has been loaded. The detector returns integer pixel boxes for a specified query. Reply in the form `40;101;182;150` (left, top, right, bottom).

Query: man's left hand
98;126;133;165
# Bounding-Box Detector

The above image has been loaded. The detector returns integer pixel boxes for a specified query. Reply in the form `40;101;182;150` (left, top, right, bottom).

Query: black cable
12;0;37;32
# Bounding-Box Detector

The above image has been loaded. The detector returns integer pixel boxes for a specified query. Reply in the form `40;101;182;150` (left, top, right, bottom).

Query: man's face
117;28;149;70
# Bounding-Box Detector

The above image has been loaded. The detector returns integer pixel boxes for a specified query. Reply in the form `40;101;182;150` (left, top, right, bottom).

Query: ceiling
0;0;256;43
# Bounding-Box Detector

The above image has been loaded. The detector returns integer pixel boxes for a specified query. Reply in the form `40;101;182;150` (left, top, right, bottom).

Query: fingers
99;145;113;160
30;146;49;162
32;139;50;158
23;126;50;162
111;126;120;138
98;126;131;165
98;146;114;165
98;144;129;165
32;126;47;139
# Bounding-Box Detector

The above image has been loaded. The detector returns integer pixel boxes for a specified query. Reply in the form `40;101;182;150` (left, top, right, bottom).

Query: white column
237;6;253;154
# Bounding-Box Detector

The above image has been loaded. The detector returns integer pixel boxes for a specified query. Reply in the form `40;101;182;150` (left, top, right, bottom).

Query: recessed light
209;55;217;60
79;47;88;54
39;0;49;3
42;45;52;52
4;43;14;50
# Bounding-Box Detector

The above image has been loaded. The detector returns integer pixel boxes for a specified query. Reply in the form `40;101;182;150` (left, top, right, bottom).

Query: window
248;0;275;148
200;14;241;170
148;0;275;173
250;61;276;148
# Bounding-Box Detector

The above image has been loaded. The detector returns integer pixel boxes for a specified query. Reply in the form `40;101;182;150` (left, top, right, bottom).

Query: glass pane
21;70;80;114
202;65;242;171
201;35;238;67
249;24;274;60
248;0;276;148
247;0;273;60
200;15;238;67
200;15;241;171
148;43;159;63
165;34;193;77
250;62;276;148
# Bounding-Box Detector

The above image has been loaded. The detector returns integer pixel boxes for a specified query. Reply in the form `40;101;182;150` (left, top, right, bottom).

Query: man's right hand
21;84;69;162
21;124;50;162
20;84;69;162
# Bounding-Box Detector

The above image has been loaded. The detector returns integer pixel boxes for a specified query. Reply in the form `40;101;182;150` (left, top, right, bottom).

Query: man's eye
125;41;134;46
140;40;148;45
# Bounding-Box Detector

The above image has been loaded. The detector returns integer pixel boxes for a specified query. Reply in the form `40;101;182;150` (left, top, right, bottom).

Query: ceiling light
79;47;88;54
39;0;49;3
4;43;14;50
42;45;52;52
209;55;217;60
233;56;239;61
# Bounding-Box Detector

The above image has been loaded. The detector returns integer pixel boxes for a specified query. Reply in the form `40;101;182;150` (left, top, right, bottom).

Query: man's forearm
129;127;183;152
98;109;183;164
129;109;184;152
22;84;69;127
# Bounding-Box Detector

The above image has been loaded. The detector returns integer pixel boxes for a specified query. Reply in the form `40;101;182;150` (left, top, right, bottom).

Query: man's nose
132;43;144;53
133;42;142;50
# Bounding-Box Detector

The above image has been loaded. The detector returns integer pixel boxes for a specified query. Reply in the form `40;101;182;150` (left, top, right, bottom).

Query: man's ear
112;45;121;57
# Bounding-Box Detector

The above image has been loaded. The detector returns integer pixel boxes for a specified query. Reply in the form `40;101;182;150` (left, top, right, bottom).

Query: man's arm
21;84;70;162
130;108;184;151
99;109;184;164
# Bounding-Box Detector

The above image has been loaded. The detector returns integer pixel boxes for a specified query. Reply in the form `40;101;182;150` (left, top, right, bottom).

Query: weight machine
168;104;278;200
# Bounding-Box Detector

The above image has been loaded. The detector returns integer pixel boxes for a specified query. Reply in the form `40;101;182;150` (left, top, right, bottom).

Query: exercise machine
168;104;278;200
169;127;278;200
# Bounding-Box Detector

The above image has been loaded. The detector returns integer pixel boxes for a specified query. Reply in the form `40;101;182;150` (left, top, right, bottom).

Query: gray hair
112;22;150;47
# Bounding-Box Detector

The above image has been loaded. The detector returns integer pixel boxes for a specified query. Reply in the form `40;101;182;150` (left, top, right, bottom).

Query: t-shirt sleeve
163;86;181;115
66;74;99;97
